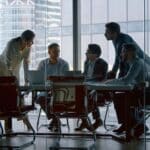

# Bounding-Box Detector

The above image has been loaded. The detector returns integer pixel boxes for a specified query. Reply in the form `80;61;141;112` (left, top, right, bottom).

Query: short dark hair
105;22;120;34
88;44;101;57
21;30;35;41
48;43;59;49
122;43;137;53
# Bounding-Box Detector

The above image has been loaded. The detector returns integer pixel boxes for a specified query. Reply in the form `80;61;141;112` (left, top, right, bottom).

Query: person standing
0;30;35;84
104;22;150;79
0;30;35;132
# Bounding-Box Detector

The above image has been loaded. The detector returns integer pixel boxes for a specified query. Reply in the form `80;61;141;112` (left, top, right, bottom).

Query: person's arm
107;54;119;79
112;54;120;74
62;62;69;75
107;42;122;79
23;48;31;84
111;34;134;76
111;42;124;74
119;60;142;83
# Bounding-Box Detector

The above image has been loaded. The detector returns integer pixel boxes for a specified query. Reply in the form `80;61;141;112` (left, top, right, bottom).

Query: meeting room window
80;0;150;71
0;1;149;143
0;0;73;84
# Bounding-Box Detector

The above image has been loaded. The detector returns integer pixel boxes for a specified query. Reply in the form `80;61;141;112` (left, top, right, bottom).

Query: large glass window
0;0;149;147
128;0;144;21
109;0;127;22
0;0;73;84
92;0;107;23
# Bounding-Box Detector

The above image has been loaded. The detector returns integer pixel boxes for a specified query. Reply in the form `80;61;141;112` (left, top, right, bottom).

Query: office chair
0;76;36;149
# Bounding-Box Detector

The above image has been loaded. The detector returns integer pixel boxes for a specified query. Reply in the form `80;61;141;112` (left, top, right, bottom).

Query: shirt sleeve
112;43;123;73
23;48;31;83
119;60;142;84
112;35;133;73
112;54;120;73
37;61;44;71
62;62;69;74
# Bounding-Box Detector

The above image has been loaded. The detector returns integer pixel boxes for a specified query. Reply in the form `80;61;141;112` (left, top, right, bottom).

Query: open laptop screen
28;70;45;85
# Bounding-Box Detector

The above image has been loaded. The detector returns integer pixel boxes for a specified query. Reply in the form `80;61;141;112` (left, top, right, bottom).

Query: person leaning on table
0;30;35;132
104;22;150;79
0;30;35;84
105;43;149;138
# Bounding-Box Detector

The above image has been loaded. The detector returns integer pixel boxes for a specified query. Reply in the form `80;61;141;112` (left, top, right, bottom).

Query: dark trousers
37;96;52;119
88;96;100;120
38;93;101;121
113;91;141;129
91;107;100;120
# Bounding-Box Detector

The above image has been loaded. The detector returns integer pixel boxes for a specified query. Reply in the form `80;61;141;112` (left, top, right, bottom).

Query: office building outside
0;0;61;70
0;0;149;78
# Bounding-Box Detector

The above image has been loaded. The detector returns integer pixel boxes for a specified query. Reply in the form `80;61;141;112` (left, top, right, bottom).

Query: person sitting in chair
106;43;149;138
37;43;69;131
75;44;108;131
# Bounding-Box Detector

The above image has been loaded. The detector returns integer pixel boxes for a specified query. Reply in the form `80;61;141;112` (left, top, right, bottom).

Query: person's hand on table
107;71;116;79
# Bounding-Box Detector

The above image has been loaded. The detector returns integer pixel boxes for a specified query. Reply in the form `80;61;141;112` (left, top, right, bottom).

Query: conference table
7;77;137;140
19;77;85;131
84;81;135;141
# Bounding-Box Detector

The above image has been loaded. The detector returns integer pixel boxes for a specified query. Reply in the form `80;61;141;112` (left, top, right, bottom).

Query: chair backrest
0;76;18;112
48;76;85;114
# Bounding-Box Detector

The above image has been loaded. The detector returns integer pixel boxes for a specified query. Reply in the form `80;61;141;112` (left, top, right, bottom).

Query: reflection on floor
1;135;148;150
0;114;150;150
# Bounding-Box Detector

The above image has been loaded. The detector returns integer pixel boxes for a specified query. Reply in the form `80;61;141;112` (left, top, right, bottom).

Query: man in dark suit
75;44;108;131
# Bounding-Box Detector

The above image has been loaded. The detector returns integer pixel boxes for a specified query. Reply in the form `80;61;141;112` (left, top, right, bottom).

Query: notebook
28;70;45;85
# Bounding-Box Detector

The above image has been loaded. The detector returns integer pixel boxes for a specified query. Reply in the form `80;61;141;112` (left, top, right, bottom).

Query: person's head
105;22;120;40
86;44;101;61
48;43;60;60
121;43;137;62
21;30;35;48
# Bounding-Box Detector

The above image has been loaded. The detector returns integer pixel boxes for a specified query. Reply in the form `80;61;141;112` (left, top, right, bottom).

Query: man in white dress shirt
37;43;69;131
0;30;35;132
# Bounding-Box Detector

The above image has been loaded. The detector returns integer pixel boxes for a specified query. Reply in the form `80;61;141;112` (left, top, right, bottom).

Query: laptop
28;70;45;85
